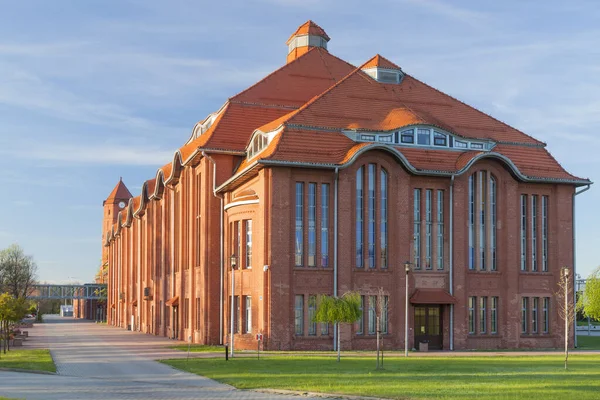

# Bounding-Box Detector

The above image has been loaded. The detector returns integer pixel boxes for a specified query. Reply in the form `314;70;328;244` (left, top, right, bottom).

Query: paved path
0;316;319;400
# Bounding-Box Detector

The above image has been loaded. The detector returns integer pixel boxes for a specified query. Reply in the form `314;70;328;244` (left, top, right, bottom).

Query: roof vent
361;54;404;84
286;20;330;63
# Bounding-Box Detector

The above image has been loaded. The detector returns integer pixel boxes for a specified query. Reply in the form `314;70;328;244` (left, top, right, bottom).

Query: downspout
449;174;455;351
573;184;590;348
202;151;225;345
333;167;339;350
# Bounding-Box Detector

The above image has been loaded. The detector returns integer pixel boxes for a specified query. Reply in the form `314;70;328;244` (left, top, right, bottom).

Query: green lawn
577;335;600;350
577;320;600;326
169;344;226;352
162;355;600;400
0;349;55;373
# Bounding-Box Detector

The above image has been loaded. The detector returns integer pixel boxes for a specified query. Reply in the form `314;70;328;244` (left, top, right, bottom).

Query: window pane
308;295;317;335
469;175;475;270
468;297;475;334
245;220;252;268
368;296;376;334
490;176;497;271
521;195;527;271
413;189;421;269
368;164;376;268
543;297;549;333
479;297;486;333
433;131;447;146
455;140;468;148
542;196;548;272
295;183;303;266
308;183;316;267
491;297;498;334
425;189;432;269
356;168;364;268
401;129;414;144
245;296;252;333
295;295;304;335
321;184;329;267
479;171;486;271
532;297;538;333
356;295;364;335
532;196;538;272
417;128;430;145
522;297;528;334
437;190;444;270
380;170;388;268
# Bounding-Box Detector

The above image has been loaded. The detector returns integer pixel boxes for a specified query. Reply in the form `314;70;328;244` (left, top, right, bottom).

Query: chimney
286;20;330;63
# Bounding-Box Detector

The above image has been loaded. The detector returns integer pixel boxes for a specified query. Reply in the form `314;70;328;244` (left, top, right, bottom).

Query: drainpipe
573;184;590;348
449;174;455;351
333;167;339;350
202;151;225;345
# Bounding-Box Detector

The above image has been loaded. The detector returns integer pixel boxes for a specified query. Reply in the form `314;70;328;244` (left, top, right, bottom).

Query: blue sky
0;0;598;283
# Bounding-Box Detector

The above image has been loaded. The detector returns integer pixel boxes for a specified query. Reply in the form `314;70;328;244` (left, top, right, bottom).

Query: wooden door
414;305;443;350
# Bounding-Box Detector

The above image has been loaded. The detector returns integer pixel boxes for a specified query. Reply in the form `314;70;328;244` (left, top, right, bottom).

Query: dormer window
247;132;269;160
349;126;493;151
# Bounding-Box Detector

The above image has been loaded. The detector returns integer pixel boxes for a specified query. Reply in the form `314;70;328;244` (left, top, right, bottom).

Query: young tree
556;267;576;370
375;288;389;370
0;244;38;299
579;267;600;321
314;291;362;362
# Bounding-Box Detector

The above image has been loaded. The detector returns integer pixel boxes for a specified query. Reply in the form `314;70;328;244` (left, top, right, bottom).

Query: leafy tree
0;244;38;299
0;293;27;354
579;267;600;321
314;291;362;362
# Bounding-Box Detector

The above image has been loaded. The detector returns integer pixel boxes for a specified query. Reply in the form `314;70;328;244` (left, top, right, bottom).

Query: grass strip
0;349;56;373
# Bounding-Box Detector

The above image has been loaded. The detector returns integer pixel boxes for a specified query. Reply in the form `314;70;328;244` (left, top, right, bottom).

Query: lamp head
230;254;238;269
404;261;411;273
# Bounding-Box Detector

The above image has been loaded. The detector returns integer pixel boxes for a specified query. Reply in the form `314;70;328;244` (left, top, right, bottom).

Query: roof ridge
405;74;543;145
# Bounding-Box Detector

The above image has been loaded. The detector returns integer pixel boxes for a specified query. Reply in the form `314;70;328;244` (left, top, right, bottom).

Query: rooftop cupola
361;54;404;84
286;20;330;63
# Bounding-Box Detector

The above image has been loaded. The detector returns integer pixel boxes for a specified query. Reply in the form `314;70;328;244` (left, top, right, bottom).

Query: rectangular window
244;296;252;333
433;131;447;146
356;168;364;268
295;183;304;266
521;297;528;334
234;296;239;333
401;129;414;144
308;183;316;267
479;297;487;334
321;184;329;267
368;295;377;335
380;171;388;268
532;196;538;272
184;298;190;329
468;175;475;270
520;195;527;271
455;140;468;148
470;143;484;150
468;296;476;334
321;321;329;336
532;297;538;334
542;196;548;272
414;189;421;269
543;297;550;333
356;295;364;335
417;128;430;145
425;189;432;270
479;171;486;270
382;296;389;334
491;297;498;334
361;134;375;141
378;134;393;143
368;164;376;268
436;190;444;270
245;220;252;268
294;295;304;335
308;295;317;336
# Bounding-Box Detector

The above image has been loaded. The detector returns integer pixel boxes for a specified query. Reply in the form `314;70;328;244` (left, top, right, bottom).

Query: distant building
103;21;591;350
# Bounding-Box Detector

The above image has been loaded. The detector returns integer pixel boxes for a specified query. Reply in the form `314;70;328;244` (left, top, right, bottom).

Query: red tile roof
105;179;132;202
362;54;401;70
286;20;330;44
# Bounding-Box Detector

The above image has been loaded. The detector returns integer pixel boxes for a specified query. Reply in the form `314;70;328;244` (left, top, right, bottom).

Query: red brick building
103;21;591;350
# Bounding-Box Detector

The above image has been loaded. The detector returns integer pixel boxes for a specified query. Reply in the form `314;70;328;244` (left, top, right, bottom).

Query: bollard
225;344;229;361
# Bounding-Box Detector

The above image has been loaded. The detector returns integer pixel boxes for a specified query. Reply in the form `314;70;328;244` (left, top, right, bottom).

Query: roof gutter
573;183;590;348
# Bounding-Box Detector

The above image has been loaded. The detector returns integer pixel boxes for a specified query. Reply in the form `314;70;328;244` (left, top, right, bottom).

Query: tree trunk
564;272;569;370
376;316;380;369
337;323;341;363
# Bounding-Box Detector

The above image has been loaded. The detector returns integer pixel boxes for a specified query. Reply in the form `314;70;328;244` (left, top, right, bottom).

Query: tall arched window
468;171;498;271
356;164;387;269
356;167;364;268
380;169;388;268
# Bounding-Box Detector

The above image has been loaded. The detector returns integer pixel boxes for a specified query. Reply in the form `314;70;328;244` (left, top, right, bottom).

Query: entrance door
414;305;442;350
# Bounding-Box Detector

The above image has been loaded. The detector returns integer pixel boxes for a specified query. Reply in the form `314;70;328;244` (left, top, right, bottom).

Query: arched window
356;164;388;269
247;133;269;160
468;171;498;271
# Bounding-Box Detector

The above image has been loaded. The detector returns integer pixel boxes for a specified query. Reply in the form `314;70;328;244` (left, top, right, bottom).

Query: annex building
103;21;591;351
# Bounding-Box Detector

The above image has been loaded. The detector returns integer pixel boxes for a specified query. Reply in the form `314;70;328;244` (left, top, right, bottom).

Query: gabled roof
286;20;330;44
105;178;132;203
362;54;401;70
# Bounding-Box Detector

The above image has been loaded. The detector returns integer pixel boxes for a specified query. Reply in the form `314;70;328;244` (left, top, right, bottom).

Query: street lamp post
404;261;411;357
230;254;237;358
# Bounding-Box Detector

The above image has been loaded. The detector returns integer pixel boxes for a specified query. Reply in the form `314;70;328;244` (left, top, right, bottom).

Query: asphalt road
0;315;318;400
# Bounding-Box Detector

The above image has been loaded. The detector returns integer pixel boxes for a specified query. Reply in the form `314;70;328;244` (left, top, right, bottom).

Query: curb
253;389;387;400
0;367;56;375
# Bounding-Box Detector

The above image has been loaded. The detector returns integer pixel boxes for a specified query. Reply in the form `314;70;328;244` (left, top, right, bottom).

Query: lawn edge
254;388;390;400
0;367;56;375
